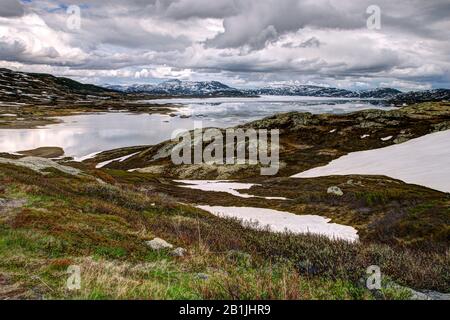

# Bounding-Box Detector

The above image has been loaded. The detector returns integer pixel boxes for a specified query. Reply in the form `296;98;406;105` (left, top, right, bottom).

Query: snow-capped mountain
243;84;355;97
106;84;156;93
103;79;449;102
105;79;246;96
353;88;402;99
1;68;448;104
243;85;401;99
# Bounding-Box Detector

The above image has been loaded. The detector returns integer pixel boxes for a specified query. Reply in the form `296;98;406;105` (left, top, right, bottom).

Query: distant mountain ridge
106;81;405;99
242;85;402;99
105;79;246;96
0;68;449;104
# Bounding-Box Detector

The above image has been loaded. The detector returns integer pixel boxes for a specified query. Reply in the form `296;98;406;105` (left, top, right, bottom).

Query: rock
393;135;412;144
420;290;450;301
18;147;64;159
0;157;80;176
171;247;187;257
347;179;364;186
133;165;166;175
145;237;173;250
385;282;450;300
196;273;209;280
358;121;384;129
0;198;26;214
327;186;343;196
432;121;450;132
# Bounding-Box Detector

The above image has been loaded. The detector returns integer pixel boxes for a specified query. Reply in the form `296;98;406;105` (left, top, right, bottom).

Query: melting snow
292;130;450;193
95;152;140;169
175;180;287;200
74;151;102;162
197;205;359;242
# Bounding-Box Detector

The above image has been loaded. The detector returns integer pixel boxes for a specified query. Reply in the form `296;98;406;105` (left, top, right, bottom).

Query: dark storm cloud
282;37;321;49
0;0;24;17
0;39;26;59
205;0;450;50
0;0;449;89
163;0;239;19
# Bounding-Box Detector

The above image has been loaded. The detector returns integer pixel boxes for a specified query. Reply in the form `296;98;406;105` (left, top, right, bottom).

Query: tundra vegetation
0;101;449;300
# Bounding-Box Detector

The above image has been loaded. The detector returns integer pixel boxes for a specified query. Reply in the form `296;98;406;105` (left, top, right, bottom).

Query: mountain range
1;68;449;104
106;79;246;96
106;80;403;98
242;85;402;99
106;80;449;102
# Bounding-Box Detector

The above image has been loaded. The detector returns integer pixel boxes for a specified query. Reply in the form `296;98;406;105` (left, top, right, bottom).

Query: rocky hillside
388;89;450;104
89;102;450;181
0;68;118;105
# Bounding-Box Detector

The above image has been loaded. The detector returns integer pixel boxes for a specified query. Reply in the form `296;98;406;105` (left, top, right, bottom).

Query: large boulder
327;186;344;196
145;237;173;250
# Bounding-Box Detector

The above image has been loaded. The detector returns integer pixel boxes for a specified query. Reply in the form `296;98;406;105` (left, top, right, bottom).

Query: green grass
0;162;448;299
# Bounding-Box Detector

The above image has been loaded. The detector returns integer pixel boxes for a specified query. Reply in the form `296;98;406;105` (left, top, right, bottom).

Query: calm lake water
0;96;392;159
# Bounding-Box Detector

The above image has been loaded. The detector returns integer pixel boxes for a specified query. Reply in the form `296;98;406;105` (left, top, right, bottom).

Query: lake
0;96;392;159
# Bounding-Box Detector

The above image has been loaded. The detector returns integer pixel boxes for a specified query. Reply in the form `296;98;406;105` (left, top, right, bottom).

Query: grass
148;173;450;249
0;162;448;299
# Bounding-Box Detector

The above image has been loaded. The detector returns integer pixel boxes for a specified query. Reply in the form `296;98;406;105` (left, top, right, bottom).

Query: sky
0;0;449;90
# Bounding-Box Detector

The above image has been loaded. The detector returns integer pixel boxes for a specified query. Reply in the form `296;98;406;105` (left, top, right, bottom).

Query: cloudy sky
0;0;449;90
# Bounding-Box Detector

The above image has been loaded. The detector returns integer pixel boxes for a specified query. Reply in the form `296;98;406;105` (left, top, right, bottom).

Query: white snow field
197;205;359;242
175;180;287;200
292;130;450;193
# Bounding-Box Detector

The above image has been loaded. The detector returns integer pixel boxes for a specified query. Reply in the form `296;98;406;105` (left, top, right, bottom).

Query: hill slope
0;68;117;105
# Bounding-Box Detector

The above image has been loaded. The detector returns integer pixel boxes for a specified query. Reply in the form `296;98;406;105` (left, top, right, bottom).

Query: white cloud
0;13;87;64
0;0;448;88
135;66;193;79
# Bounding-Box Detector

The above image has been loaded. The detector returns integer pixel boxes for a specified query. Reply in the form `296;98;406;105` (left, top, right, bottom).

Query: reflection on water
150;95;391;124
0;113;228;160
0;97;393;159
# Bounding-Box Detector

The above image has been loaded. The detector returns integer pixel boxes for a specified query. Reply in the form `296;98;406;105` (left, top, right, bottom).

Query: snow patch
292;130;450;193
197;205;358;242
96;152;140;169
74;151;102;162
175;180;287;200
